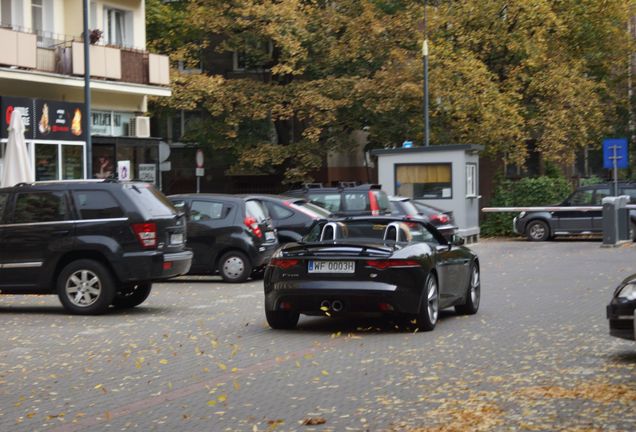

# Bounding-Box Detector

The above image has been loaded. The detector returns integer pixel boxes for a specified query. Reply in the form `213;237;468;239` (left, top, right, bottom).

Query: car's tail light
132;223;157;249
244;216;263;238
270;258;299;269
430;214;449;224
366;259;420;270
369;192;380;216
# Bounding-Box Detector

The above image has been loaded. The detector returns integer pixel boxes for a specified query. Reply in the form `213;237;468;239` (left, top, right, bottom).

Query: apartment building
0;0;170;186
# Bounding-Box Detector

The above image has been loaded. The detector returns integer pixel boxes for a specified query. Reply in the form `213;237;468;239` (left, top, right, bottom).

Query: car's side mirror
451;234;465;246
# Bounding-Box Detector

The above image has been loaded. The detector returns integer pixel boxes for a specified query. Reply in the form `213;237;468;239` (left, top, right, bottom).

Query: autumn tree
147;0;633;182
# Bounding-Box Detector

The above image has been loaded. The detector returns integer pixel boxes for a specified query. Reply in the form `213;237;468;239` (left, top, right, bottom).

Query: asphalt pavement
0;239;635;431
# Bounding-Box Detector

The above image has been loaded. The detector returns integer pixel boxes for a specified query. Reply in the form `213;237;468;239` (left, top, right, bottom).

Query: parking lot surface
1;239;635;431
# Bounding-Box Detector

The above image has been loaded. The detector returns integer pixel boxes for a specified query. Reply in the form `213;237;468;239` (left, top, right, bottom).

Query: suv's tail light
132;223;157;249
369;192;380;216
270;258;299;269
244;216;263;238
430;214;449;224
366;259;420;269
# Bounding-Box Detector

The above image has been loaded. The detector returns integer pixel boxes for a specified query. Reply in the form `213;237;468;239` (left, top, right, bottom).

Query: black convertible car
263;217;480;331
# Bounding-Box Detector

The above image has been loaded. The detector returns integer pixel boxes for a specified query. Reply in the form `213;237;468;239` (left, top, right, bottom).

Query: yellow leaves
159;359;169;365
321;370;329;376
135;357;144;369
217;362;227;371
233;380;241;391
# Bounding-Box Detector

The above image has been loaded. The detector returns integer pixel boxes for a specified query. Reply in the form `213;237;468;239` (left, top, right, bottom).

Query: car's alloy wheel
526;220;550;241
414;273;439;331
57;259;115;315
219;251;252;283
455;264;480;315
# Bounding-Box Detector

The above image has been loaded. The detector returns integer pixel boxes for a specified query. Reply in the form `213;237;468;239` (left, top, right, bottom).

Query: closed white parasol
1;109;34;187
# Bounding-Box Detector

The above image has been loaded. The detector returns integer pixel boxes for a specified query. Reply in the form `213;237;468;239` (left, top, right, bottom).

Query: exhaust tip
320;300;331;310
331;300;344;312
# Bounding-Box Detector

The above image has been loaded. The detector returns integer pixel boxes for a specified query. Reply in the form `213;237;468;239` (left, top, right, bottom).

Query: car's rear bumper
606;302;636;341
265;281;420;315
119;250;193;282
250;241;279;268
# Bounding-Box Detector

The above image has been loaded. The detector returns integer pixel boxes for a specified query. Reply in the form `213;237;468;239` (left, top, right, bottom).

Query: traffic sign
603;138;628;169
196;168;204;177
196;149;204;169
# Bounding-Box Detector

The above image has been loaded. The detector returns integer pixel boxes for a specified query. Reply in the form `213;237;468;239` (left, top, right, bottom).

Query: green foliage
579;176;605;187
481;176;572;236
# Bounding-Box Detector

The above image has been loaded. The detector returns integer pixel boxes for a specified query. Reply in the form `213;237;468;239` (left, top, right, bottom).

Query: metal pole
422;2;430;147
83;0;92;178
613;145;619;196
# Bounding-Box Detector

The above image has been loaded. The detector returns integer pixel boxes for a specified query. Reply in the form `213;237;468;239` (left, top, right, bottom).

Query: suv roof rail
303;183;323;189
338;181;358;188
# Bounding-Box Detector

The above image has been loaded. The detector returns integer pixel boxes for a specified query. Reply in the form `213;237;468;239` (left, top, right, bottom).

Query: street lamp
83;0;92;177
422;1;430;147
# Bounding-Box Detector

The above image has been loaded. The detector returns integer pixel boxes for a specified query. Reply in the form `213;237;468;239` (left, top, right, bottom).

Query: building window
35;143;59;181
233;40;273;72
104;7;132;47
466;163;477;197
396;163;452;199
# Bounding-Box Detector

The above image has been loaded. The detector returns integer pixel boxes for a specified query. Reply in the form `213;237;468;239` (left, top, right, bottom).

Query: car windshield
303;219;438;244
372;190;390;213
122;183;177;217
397;200;420;216
291;200;332;218
246;200;269;222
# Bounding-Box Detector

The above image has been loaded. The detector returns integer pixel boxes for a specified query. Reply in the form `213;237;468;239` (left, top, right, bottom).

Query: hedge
481;176;572;236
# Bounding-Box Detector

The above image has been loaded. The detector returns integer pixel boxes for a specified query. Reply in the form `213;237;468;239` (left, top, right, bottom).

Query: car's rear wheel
631;221;636;242
219;251;252;283
414;272;439;331
265;309;299;329
113;282;152;309
57;259;116;315
455;264;480;315
526;220;550;241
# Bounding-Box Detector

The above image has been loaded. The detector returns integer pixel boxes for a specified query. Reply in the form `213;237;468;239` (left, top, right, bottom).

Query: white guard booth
372;144;483;243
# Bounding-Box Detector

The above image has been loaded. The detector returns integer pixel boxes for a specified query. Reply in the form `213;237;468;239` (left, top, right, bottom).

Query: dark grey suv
513;182;636;241
0;180;192;314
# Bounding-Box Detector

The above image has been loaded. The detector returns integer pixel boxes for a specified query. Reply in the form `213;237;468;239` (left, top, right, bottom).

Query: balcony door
1;0;23;29
31;0;54;46
104;7;133;48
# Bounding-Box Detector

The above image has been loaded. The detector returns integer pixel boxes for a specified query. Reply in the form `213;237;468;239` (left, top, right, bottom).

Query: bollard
602;196;631;247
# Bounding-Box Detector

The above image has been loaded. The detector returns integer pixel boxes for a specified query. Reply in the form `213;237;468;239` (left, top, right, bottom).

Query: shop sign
138;164;157;184
1;97;34;139
34;99;86;141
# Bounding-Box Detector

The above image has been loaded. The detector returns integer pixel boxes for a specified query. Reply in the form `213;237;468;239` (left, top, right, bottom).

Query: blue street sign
603;138;628;169
402;140;413;148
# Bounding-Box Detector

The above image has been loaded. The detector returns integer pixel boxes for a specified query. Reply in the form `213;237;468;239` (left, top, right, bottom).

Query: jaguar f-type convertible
263;217;480;331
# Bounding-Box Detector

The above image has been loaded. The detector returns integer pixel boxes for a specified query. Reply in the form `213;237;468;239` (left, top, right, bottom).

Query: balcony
0;27;170;87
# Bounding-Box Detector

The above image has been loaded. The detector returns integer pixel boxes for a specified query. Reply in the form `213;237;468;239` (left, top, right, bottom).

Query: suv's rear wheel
526;220;550;241
219;251;252;283
57;259;116;315
113;282;152;309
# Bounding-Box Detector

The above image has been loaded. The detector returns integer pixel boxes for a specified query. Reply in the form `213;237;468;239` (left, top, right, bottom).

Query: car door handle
53;229;70;236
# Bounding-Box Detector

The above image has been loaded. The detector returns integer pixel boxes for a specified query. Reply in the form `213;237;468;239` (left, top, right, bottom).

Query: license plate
308;260;355;274
265;231;276;241
170;233;184;245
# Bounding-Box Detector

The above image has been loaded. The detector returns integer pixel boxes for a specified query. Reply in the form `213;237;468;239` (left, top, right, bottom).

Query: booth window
466;163;477;197
396;164;452;199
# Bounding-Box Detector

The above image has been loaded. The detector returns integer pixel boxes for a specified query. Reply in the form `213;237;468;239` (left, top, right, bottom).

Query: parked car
168;194;278;282
0;180;192;314
286;183;391;217
263;217;480;331
389;196;457;238
513;182;636;241
244;194;332;243
606;273;636;341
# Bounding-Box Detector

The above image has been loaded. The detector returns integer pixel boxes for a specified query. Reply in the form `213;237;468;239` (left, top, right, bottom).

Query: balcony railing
0;27;170;87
